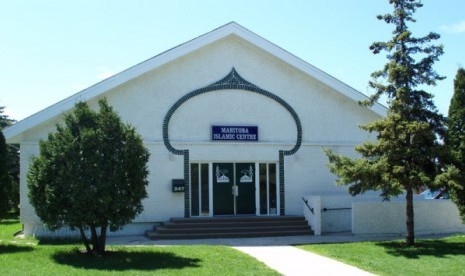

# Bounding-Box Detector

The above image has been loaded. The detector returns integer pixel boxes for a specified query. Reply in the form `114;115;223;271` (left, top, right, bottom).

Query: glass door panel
200;164;209;215
191;163;199;216
259;164;267;215
258;163;278;215
268;164;277;215
191;163;210;216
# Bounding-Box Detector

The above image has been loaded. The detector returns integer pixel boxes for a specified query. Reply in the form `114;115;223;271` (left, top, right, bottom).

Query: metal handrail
322;207;351;212
301;197;314;215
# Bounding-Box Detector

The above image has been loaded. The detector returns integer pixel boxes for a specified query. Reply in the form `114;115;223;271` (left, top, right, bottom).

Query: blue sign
212;126;258;142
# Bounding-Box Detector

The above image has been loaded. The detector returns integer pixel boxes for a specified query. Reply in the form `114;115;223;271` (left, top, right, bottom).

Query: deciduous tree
28;99;149;254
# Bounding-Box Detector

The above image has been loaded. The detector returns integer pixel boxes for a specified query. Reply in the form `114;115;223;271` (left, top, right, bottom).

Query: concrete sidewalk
235;245;373;276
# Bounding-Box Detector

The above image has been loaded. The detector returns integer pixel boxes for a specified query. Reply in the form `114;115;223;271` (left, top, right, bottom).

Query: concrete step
145;229;313;240
155;225;311;234
162;220;308;229
169;215;306;224
145;215;313;240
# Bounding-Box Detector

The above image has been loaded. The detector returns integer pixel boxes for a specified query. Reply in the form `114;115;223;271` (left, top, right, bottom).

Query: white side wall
304;194;465;236
352;200;465;235
19;143;41;225
23;223;156;238
303;194;387;235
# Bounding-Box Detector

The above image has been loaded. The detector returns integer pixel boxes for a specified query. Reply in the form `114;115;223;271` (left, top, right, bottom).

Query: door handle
232;185;239;196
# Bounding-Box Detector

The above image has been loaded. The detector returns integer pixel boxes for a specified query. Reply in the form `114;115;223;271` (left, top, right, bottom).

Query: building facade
5;22;385;236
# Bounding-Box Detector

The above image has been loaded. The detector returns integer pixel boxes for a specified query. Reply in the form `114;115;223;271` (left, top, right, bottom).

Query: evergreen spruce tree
325;0;444;246
0;129;11;216
0;106;18;217
0;106;15;129
444;68;465;220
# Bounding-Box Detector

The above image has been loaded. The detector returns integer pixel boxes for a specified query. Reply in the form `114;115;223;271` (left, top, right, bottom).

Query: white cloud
96;66;119;81
68;66;121;94
440;20;465;33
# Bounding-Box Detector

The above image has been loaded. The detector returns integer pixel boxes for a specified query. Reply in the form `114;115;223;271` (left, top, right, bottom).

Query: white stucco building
5;22;389;237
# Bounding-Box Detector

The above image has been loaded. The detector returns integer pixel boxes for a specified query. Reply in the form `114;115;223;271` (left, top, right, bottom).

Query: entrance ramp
145;216;313;240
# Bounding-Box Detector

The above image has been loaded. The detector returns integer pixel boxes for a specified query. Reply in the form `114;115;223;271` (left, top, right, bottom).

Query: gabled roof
4;22;386;143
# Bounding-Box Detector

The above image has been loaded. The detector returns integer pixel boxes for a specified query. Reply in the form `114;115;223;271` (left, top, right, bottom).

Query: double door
190;162;278;216
213;163;256;215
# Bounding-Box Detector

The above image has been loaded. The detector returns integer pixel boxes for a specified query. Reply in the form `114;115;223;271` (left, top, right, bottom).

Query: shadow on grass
376;239;465;259
0;220;20;226
52;249;201;271
37;237;81;246
0;244;34;254
0;212;19;221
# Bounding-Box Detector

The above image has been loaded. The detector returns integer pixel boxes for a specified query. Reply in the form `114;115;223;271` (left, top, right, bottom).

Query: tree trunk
98;224;107;255
78;226;92;254
406;187;415;246
90;225;99;254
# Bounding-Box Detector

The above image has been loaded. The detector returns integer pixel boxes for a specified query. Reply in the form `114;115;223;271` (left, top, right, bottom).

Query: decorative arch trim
162;68;302;217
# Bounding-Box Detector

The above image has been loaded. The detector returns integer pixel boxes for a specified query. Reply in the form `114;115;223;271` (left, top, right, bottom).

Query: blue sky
1;0;464;121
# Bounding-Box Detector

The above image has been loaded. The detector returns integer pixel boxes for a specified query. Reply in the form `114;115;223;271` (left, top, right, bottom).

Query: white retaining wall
303;194;387;235
352;200;465;235
303;194;465;236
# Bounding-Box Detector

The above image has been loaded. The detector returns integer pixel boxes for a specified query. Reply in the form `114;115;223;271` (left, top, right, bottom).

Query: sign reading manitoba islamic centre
211;126;258;142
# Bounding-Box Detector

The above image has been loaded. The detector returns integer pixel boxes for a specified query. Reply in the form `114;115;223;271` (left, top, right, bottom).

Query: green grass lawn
0;216;278;275
298;235;465;275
